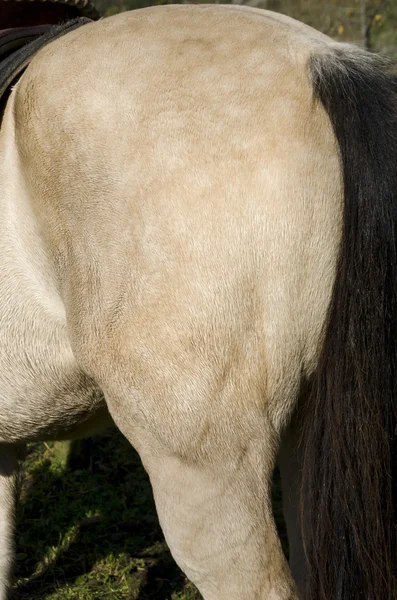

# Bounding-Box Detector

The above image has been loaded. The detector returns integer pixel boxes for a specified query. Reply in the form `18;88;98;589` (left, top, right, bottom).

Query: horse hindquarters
10;6;344;598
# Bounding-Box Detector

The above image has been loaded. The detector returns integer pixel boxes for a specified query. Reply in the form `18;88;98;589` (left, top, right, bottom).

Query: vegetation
14;429;201;599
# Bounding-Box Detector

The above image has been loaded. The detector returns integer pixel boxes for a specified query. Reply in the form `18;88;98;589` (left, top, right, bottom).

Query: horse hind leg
103;363;299;600
0;444;24;600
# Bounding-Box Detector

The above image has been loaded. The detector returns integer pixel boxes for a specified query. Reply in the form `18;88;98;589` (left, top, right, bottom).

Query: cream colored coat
0;6;343;599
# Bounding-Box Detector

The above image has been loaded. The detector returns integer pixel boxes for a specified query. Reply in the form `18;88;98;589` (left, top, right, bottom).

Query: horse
1;4;397;600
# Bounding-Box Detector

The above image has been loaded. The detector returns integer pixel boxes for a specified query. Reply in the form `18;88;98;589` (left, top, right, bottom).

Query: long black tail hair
301;48;397;600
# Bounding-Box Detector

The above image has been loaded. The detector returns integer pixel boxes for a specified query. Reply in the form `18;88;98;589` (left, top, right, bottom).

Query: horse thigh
106;383;298;600
0;445;23;600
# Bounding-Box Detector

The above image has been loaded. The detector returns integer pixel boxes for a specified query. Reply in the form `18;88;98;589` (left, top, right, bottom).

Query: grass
14;428;287;599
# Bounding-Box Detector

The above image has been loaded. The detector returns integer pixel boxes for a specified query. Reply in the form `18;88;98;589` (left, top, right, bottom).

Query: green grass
14;429;287;599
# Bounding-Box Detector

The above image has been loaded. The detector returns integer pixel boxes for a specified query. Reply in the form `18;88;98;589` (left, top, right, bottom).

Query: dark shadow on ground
14;428;288;599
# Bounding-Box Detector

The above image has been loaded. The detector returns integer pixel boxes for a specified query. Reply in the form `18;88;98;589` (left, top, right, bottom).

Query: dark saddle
0;0;100;120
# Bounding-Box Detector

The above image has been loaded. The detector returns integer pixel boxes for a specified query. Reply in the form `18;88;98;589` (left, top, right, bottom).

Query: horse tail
301;47;397;600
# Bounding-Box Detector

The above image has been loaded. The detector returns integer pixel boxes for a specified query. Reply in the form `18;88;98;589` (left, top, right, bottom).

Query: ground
14;428;287;600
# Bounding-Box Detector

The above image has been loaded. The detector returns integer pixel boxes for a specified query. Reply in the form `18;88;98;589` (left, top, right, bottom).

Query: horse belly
0;291;108;445
0;108;107;444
